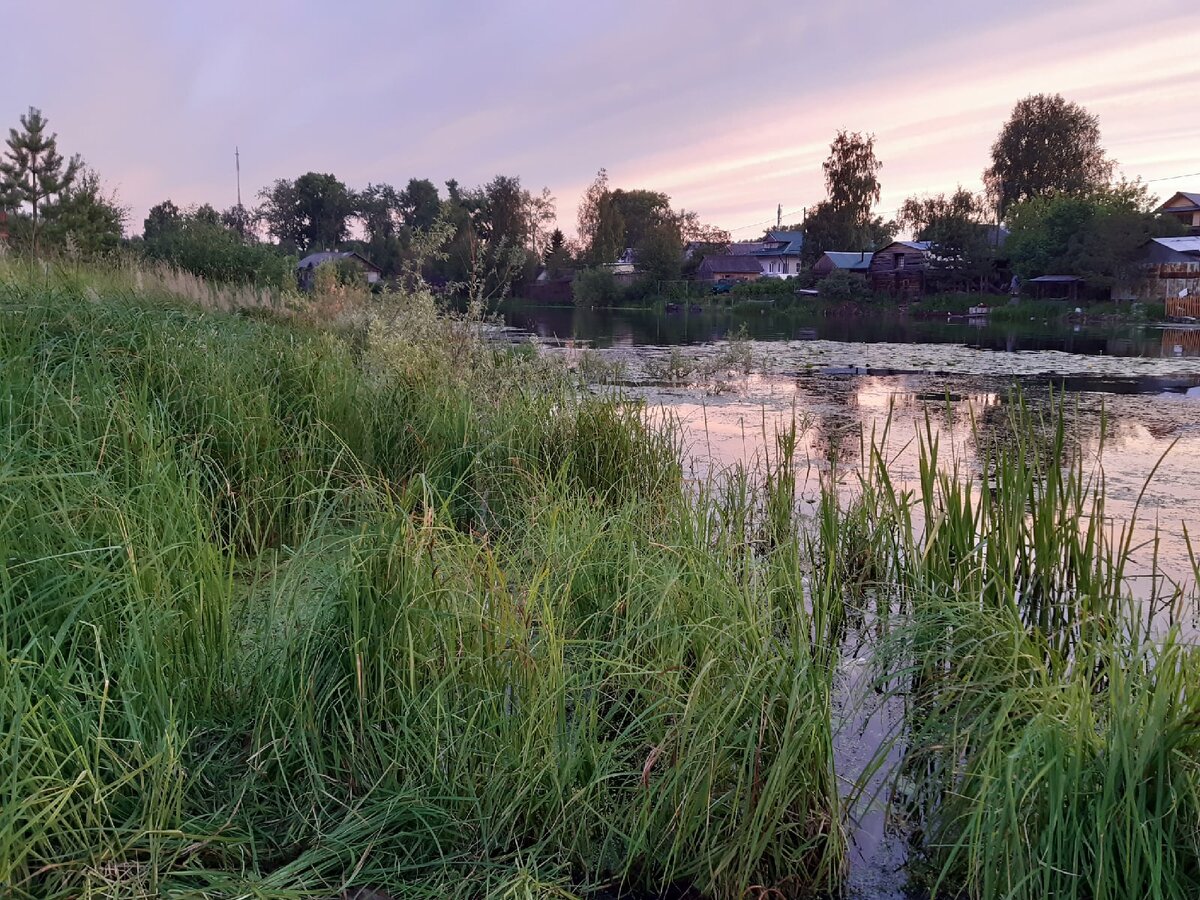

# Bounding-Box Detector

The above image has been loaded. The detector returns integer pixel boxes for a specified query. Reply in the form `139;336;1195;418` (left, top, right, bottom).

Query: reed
0;264;842;898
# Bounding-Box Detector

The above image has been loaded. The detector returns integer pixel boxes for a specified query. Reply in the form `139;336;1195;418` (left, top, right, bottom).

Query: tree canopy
1005;182;1179;288
985;94;1115;217
257;172;355;253
801;131;892;264
898;187;996;290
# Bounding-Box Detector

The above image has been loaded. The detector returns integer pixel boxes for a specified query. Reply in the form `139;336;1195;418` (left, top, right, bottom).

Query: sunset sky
6;0;1198;238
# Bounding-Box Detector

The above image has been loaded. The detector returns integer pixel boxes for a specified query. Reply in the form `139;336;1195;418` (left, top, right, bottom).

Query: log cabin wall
868;243;928;297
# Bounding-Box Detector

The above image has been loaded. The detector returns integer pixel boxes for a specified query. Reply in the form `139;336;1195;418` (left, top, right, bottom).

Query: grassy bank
0;260;843;898
3;259;1199;898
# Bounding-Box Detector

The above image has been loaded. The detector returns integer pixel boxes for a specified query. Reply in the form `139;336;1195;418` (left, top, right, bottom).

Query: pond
502;300;1200;358
502;302;1200;899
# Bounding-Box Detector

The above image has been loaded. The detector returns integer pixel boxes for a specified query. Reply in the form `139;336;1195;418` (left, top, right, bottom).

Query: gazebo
1027;275;1084;302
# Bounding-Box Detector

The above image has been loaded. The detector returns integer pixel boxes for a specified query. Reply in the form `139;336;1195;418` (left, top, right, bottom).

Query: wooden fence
1166;295;1200;319
1127;262;1200;311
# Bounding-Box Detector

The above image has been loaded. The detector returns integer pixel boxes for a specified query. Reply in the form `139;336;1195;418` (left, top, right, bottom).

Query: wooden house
1113;237;1200;306
696;255;763;283
1156;192;1200;233
868;241;930;297
812;251;872;279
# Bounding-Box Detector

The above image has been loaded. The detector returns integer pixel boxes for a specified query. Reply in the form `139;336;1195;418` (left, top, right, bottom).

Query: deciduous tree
257;172;355;253
985;94;1115;217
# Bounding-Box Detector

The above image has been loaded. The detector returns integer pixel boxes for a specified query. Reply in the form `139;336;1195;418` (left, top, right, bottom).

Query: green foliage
257;171;356;253
0;106;82;254
817;269;872;302
985;93;1115;216
571;266;623;307
801;201;894;266
800;133;893;266
141;204;295;288
899;187;997;290
1005;183;1179;288
0;265;846;898
42;168;128;255
823;130;882;223
854;397;1200;900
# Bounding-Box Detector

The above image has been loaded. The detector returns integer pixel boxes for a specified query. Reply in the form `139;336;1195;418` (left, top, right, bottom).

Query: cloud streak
4;0;1196;236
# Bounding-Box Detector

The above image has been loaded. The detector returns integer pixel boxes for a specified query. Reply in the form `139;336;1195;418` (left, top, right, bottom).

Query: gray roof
820;251;873;271
296;250;381;272
754;230;805;256
729;241;766;256
1029;275;1084;283
1153;236;1200;254
698;255;764;274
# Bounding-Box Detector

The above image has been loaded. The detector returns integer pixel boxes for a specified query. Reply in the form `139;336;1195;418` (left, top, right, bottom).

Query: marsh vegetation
2;258;1199;898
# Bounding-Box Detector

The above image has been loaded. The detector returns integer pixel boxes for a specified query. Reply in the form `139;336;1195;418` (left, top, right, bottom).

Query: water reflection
504;301;1196;358
642;372;1200;590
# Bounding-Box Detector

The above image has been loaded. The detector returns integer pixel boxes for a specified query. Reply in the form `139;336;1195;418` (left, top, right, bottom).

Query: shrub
572;266;623;307
816;269;872;302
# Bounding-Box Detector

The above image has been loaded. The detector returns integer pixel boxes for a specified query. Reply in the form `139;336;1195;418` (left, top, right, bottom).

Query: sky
5;0;1198;239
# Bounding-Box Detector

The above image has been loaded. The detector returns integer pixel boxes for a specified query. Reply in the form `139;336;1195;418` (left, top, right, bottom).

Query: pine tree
0;107;81;254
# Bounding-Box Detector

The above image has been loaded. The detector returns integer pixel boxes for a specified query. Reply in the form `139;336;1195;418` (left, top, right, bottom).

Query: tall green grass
0;267;843;898
846;395;1200;899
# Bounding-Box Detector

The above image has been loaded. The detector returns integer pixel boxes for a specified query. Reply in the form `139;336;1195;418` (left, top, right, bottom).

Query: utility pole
777;203;782;229
235;146;242;209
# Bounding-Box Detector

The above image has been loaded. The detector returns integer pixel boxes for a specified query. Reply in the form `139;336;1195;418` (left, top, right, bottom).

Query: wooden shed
812;251;872;279
868;241;930;297
696;254;763;283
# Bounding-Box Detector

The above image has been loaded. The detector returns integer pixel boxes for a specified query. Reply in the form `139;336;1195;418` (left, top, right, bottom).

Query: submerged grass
0;265;842;898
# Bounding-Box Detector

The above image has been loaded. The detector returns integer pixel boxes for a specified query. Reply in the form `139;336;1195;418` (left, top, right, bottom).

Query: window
895;253;905;271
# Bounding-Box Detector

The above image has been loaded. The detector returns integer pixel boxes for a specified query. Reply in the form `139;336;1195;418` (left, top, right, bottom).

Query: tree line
796;93;1183;294
1;93;1185;301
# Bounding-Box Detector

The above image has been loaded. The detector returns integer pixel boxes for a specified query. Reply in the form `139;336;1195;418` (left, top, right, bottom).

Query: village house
1156;192;1200;234
867;240;931;297
1115;236;1200;317
601;247;642;286
811;251;872;279
296;251;382;291
753;230;805;278
695;255;764;283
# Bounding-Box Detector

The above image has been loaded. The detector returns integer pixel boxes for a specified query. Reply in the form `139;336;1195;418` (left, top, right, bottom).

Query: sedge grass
0;265;843;898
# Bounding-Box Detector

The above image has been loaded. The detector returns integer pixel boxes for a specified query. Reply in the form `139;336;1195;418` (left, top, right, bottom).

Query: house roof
754;230;805;256
296;250;382;272
1028;275;1084;283
1152;236;1200;255
1158;191;1200;213
729;241;766;256
699;255;764;274
819;251;873;271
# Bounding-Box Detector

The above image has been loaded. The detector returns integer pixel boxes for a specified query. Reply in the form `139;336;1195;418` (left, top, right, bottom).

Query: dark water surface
503;301;1200;359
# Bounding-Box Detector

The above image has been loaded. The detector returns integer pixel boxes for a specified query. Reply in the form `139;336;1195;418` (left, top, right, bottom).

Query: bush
572;266;624;307
816;269;872;302
142;219;296;289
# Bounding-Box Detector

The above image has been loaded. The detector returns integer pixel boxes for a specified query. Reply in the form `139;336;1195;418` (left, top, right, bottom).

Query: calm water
502;301;1200;359
503;303;1200;899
